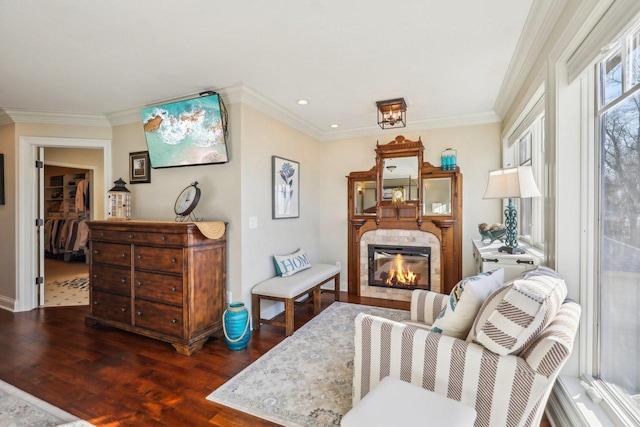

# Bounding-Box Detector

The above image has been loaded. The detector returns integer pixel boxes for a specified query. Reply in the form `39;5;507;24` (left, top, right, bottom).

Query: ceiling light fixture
386;165;397;172
376;98;407;129
297;99;309;105
330;124;339;128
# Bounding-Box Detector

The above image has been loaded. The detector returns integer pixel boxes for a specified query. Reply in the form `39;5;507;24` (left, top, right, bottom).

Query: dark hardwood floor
0;292;408;426
0;292;550;426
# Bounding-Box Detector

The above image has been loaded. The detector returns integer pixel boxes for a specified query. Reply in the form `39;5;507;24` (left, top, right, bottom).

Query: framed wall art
0;154;4;205
129;151;151;184
140;93;228;168
272;156;299;219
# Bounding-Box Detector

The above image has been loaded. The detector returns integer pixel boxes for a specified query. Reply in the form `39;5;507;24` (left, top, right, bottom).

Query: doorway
43;163;91;307
17;136;112;312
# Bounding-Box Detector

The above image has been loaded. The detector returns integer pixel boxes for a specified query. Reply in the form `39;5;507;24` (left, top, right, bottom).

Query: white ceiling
0;0;538;139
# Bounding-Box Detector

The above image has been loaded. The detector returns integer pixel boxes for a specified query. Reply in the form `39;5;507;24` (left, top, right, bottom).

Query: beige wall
1;108;501;313
317;123;503;284
239;105;322;314
2;123;111;310
0;124;16;302
111;104;242;308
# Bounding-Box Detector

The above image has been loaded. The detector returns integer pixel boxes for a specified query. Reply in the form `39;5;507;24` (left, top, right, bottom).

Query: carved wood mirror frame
374;135;424;225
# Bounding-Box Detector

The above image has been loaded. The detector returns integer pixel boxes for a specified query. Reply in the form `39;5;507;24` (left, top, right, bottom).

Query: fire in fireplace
368;244;431;290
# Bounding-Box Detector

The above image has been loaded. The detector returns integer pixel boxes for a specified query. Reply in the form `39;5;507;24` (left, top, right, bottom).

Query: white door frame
16;136;112;312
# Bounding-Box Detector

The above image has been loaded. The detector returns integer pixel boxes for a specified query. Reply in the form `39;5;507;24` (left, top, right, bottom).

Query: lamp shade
483;166;540;199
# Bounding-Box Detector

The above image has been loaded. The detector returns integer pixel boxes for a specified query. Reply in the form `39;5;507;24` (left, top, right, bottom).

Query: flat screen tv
141;93;228;168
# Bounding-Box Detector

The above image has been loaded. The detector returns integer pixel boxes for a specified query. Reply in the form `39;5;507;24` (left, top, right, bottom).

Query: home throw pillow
273;248;312;277
468;269;567;356
430;268;505;339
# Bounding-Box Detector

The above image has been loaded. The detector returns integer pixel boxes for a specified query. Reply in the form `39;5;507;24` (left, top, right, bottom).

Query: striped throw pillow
430;268;504;339
468;272;567;355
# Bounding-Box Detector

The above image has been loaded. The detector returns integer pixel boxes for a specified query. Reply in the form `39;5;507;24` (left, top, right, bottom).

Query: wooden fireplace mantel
347;136;463;296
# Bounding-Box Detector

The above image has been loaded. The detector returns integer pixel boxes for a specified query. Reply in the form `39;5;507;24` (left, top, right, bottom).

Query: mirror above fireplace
382;157;419;201
347;135;463;296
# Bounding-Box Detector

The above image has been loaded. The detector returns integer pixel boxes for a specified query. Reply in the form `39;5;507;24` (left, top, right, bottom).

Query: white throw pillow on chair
430;269;504;339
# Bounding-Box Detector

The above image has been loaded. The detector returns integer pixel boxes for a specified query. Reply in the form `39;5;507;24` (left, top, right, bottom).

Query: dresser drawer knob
171;258;177;263
161;236;166;241
170;287;176;292
121;307;127;312
121;278;126;284
121;253;126;258
100;232;106;237
93;300;99;305
128;234;133;239
171;319;177;324
137;311;143;316
136;281;143;287
137;255;142;260
94;250;99;255
483;258;499;263
93;274;98;278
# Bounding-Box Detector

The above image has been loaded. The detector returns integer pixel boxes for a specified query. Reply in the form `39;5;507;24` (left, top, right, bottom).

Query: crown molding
320;111;501;141
3;85;500;140
493;0;567;119
0;109;110;126
106;83;325;140
231;84;324;140
0;110;12;126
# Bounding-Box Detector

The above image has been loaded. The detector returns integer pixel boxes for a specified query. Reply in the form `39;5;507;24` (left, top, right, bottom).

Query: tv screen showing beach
141;94;228;168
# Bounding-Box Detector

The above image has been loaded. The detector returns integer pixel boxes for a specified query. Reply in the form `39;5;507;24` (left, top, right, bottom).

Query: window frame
585;22;640;425
505;103;545;251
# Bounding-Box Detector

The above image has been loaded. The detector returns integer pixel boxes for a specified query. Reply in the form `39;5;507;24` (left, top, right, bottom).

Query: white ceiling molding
4;84;499;141
0;110;12;126
1;109;110;127
320;111;501;142
106;83;325;140
493;0;568;119
232;84;324;141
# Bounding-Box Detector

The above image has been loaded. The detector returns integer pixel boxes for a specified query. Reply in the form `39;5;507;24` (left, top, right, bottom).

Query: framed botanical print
272;156;299;219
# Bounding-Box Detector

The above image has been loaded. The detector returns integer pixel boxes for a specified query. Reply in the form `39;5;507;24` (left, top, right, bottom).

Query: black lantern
376;98;407;129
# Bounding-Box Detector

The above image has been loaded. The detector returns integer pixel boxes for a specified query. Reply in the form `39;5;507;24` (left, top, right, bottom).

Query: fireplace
368;244;431;291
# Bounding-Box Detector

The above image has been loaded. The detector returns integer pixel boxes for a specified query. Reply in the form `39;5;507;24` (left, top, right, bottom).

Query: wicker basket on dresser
85;220;226;355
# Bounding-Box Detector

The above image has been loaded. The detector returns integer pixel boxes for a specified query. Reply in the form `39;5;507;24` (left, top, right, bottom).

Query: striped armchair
352;286;580;427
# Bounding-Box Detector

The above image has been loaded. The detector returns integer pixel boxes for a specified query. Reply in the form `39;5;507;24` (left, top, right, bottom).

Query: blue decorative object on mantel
441;148;457;171
223;302;251;351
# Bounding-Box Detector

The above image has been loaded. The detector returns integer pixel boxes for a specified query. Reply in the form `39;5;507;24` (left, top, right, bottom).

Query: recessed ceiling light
330;124;339;128
297;99;309;105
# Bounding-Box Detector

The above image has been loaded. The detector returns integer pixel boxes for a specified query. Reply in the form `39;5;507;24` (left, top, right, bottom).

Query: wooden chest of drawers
85;221;226;355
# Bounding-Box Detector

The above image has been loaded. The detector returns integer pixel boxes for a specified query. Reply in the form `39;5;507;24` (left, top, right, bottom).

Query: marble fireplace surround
359;229;441;302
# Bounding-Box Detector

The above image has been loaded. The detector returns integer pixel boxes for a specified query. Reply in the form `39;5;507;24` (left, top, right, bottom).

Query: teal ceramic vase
223;302;251;351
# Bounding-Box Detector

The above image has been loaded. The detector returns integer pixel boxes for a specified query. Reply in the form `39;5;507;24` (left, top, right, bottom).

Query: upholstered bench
251;263;340;336
341;376;476;427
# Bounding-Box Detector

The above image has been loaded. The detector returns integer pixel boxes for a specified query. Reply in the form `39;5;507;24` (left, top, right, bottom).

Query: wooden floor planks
0;292;549;426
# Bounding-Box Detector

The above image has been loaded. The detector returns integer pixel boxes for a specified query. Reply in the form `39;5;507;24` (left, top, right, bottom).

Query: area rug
44;276;89;307
207;302;409;427
0;379;93;426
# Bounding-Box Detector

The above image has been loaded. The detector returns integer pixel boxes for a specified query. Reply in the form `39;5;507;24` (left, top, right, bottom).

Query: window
507;105;545;250
595;24;640;422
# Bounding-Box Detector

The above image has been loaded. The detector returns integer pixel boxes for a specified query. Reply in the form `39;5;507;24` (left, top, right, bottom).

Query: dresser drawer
91;290;131;324
91;265;131;295
134;271;183;306
144;232;185;246
92;242;131;267
134;246;183;273
134;300;184;338
91;229;185;246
